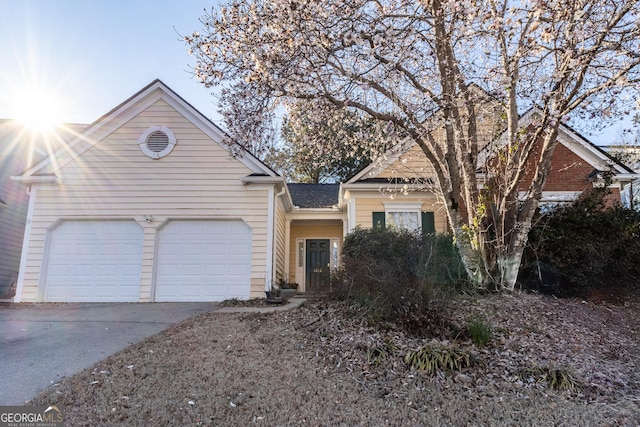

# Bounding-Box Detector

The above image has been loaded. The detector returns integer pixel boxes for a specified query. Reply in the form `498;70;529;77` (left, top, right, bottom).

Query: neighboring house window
533;191;582;213
138;125;176;159
537;202;569;213
373;202;436;234
621;179;640;210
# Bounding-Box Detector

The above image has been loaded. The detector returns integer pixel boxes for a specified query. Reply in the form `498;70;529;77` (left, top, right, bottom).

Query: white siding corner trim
266;186;275;291
14;187;37;303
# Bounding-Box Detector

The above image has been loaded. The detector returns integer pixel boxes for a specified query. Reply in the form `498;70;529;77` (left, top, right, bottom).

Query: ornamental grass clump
517;366;583;393
466;317;493;347
366;337;398;367
404;344;472;375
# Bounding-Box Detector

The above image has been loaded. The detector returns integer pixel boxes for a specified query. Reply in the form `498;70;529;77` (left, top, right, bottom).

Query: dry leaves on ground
31;292;640;426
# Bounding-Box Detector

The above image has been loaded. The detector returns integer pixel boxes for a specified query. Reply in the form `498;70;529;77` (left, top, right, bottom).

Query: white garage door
44;220;143;302
155;220;251;302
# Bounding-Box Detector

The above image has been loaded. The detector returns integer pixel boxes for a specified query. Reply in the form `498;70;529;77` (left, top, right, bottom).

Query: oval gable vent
138;126;176;159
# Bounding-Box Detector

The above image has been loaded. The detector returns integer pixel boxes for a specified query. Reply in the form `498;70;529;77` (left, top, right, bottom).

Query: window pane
387;212;419;231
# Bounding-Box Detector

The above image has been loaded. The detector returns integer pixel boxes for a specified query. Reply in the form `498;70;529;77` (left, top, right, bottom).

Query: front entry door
306;239;330;290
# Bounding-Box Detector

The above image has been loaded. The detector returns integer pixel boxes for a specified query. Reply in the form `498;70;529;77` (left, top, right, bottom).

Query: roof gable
556;121;635;175
17;80;277;180
349;85;505;184
483;108;635;175
349;107;635;185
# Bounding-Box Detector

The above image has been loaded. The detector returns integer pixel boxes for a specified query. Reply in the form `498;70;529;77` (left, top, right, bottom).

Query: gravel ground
30;291;640;426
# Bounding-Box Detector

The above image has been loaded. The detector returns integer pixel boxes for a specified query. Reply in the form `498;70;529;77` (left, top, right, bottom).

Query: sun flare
11;86;64;133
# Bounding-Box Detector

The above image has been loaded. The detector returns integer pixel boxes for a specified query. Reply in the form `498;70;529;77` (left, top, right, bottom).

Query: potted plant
275;275;299;298
265;288;283;303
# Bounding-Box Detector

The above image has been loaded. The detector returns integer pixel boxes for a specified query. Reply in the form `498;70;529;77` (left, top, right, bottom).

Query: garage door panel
205;265;227;275
43;220;143;302
155;220;251;302
67;287;90;299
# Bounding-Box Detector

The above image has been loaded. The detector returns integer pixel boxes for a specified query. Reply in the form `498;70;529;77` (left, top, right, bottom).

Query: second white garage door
154;220;251;302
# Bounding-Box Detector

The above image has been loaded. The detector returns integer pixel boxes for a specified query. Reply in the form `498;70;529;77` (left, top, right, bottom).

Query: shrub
522;188;640;298
331;227;468;334
418;233;469;287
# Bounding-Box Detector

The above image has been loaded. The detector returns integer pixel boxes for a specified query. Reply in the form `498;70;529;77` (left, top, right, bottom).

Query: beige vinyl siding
377;144;437;179
20;99;271;301
288;220;343;284
353;194;447;233
376;98;501;180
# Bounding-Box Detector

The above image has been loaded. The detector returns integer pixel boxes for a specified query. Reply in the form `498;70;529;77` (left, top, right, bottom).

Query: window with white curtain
383;202;423;232
387;211;420;231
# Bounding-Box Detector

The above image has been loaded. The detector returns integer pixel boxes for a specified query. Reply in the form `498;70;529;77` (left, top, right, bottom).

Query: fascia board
478;108;631;175
557;125;631;174
240;176;285;185
10;175;62;184
341;182;433;191
287;209;346;221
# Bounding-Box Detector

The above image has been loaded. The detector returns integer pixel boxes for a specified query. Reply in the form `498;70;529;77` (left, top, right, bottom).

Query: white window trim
517;191;582;203
138;125;176;159
382;201;424;230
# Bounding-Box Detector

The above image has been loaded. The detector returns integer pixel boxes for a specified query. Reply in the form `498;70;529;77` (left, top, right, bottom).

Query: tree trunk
497;247;524;291
451;224;489;288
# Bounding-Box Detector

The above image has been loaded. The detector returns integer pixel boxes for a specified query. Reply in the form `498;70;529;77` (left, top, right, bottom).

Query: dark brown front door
306;239;330;290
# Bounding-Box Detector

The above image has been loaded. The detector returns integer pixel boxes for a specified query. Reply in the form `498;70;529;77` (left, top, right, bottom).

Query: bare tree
185;0;640;290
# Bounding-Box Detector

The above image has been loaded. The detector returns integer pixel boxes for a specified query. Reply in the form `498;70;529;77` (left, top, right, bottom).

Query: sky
0;0;634;145
0;0;223;127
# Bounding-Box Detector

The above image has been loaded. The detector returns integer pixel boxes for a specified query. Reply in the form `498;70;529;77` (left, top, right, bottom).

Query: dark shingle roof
288;183;340;208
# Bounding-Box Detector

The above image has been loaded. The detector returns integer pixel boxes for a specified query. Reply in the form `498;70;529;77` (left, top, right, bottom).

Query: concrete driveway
0;302;219;405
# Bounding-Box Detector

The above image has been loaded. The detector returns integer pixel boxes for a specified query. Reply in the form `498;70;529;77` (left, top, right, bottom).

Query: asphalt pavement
0;302;218;405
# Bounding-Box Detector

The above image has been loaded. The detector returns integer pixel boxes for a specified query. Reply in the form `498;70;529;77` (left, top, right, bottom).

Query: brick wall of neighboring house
471;138;622;224
540;143;595;191
525;141;622;205
518;142;594;193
